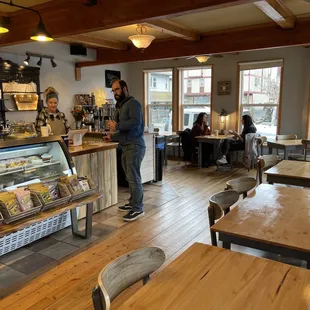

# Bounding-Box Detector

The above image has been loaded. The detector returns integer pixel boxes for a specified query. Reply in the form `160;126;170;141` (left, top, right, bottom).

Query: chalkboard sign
105;70;121;88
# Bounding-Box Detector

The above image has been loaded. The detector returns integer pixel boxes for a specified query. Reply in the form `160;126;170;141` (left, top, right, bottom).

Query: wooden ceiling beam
59;35;128;50
145;20;200;41
76;18;310;67
0;0;260;46
254;0;296;29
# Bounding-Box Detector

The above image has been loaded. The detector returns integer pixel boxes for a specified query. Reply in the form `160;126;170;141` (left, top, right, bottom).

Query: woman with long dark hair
190;112;213;166
217;114;257;165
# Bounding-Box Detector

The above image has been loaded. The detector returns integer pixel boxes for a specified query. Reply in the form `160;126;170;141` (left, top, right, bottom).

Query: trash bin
154;135;165;182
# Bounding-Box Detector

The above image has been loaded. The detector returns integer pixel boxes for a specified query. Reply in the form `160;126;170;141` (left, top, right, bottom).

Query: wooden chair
276;134;297;141
289;139;310;161
166;134;181;163
256;136;267;156
208;190;239;246
257;155;281;184
226;177;257;199
92;247;166;310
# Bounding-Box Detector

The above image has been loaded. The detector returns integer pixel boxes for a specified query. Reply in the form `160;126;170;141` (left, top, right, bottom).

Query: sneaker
118;204;132;212
217;155;228;165
123;210;145;222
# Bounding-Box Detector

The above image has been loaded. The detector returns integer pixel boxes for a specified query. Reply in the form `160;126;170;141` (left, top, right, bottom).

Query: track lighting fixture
37;57;42;66
0;1;53;41
24;53;57;68
50;58;57;68
24;54;30;66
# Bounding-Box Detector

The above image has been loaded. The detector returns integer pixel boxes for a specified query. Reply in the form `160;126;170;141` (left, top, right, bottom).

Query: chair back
179;129;193;161
276;134;297;141
209;190;240;220
208;190;239;246
226;177;257;197
256;136;267;156
257;155;281;184
95;247;165;310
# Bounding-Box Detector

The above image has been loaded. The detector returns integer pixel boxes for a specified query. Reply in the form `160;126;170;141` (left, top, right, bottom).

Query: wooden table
265;160;310;187
267;139;303;159
119;243;310;310
196;135;232;168
212;184;310;268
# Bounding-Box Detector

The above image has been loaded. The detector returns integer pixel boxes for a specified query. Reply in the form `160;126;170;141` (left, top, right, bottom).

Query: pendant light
24;54;30;65
30;18;53;42
195;55;210;64
0;17;9;34
129;25;155;49
0;1;53;42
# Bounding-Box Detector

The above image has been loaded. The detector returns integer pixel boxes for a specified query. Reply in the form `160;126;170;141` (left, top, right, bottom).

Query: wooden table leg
70;202;93;239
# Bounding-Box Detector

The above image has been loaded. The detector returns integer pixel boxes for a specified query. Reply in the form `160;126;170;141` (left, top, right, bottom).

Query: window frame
237;60;284;137
178;65;213;131
143;68;174;131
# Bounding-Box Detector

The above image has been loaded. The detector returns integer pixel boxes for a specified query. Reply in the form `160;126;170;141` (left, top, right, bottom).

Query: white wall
0;42;129;127
128;46;310;138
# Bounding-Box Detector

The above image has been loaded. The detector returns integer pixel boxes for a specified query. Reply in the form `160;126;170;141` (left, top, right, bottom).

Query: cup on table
41;125;51;137
214;130;219;137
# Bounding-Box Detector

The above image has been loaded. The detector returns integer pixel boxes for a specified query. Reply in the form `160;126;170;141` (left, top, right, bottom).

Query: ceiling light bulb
50;58;57;68
24;55;30;65
37;57;42;66
30;20;53;42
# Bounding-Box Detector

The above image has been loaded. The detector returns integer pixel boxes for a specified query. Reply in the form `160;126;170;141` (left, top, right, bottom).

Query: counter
69;141;118;216
83;132;155;184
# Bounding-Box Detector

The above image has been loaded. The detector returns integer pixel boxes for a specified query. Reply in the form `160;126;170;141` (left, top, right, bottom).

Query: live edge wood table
118;243;310;310
267;139;303;159
265;160;310;187
212;184;310;268
0;193;102;240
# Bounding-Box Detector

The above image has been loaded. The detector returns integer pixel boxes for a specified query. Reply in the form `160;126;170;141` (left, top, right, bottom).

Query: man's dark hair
112;79;129;93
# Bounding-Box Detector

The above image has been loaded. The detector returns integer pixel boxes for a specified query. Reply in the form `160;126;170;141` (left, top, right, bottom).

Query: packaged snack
44;181;59;200
79;179;90;191
67;175;83;195
27;156;43;165
13;188;34;211
58;183;71;197
0;191;22;216
28;183;52;204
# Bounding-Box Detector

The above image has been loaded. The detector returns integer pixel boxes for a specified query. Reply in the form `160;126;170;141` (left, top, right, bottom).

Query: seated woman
217;114;257;165
190;112;213;166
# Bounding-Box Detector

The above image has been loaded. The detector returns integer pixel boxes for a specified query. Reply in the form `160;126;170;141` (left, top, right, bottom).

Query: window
145;70;173;132
179;67;212;130
239;60;283;139
151;76;157;88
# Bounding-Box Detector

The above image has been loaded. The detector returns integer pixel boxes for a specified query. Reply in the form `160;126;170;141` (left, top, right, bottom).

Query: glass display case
0;136;75;190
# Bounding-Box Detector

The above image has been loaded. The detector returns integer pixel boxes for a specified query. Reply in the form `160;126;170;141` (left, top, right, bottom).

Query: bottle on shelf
91;93;96;106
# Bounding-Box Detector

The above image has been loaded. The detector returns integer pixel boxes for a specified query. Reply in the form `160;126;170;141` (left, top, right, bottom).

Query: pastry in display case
0;136;75;222
7;121;37;140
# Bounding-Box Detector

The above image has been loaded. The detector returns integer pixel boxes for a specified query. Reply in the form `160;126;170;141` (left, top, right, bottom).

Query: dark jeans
122;144;146;212
221;138;244;163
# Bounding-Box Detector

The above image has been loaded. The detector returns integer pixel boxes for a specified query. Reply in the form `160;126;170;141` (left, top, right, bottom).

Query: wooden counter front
69;142;118;216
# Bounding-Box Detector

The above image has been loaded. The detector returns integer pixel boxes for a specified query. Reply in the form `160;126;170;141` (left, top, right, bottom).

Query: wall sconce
219;109;228;134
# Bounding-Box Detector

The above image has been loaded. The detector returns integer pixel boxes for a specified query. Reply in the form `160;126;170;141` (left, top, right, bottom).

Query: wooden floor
0;163;256;310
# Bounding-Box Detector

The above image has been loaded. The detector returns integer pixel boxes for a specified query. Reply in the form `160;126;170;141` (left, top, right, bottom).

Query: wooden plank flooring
0;163;255;310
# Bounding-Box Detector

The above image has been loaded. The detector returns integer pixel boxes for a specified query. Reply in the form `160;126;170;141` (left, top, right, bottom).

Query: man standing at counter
110;80;146;222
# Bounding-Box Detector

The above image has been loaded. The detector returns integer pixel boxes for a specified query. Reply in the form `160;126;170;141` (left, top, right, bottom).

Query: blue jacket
112;96;145;147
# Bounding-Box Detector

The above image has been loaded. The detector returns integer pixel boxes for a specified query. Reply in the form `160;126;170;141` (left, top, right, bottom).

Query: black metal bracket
70;202;93;239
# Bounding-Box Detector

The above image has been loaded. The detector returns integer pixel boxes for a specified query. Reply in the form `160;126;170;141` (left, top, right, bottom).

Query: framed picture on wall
105;70;121;88
217;81;231;95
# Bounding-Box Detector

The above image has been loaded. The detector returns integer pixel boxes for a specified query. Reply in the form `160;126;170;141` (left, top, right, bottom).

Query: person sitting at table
217;114;257;165
190;112;213;167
